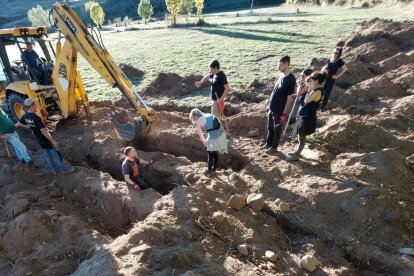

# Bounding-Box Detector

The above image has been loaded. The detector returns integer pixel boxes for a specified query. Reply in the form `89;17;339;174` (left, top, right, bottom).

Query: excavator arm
50;2;156;140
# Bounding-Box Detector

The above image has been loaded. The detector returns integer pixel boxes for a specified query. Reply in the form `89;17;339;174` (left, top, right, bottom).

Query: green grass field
77;5;412;102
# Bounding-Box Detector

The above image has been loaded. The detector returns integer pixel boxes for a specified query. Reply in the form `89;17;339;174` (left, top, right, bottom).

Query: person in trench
189;108;228;175
122;146;154;191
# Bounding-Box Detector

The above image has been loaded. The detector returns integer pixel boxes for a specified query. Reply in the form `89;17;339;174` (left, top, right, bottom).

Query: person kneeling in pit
122;146;154;190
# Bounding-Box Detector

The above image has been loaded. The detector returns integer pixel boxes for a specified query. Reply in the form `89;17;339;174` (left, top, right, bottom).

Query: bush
123;16;132;26
89;2;105;28
114;17;122;27
138;0;154;24
333;0;348;5
166;0;183;26
27;5;51;28
362;1;369;7
84;1;95;12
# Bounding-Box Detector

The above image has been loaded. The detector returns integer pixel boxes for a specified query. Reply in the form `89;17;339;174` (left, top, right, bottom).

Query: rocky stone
279;202;290;212
247;127;260;137
311;202;317;209
182;271;197;276
212;211;226;223
267;261;276;270
265;250;278;262
237;244;248;256
228;194;246;210
300;255;317;272
8;199;29;217
399;248;414;255
246;193;265;211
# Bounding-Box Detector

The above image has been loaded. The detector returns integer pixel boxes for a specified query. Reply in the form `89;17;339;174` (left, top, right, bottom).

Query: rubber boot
288;135;306;161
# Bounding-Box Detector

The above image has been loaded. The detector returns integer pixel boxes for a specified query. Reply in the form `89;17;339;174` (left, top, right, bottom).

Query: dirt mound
119;63;144;78
318;115;400;153
384;63;414;90
142;73;205;97
392;95;414;118
376;52;414;72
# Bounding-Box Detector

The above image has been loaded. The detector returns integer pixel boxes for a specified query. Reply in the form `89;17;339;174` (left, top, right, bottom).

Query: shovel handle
214;92;231;137
3;139;11;158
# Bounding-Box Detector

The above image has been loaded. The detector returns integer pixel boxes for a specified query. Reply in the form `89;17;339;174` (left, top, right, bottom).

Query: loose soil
0;19;413;275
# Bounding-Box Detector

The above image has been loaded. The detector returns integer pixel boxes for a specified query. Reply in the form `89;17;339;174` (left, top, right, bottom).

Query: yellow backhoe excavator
0;1;156;141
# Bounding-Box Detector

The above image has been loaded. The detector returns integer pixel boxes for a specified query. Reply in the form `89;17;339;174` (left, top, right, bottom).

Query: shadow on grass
226;26;317;38
193;26;315;44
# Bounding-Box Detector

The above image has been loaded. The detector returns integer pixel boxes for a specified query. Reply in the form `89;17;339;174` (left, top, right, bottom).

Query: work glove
280;113;287;123
133;183;141;191
148;160;155;165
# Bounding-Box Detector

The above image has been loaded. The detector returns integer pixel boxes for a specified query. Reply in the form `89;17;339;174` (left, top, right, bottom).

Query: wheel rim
13;102;25;119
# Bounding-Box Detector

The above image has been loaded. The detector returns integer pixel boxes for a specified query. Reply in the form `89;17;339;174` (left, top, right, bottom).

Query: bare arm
139;159;149;165
333;64;348;79
283;95;294;115
296;83;309;96
220;83;231;101
124;175;135;185
16;122;30;129
195;74;211;87
40;128;57;147
195;124;207;146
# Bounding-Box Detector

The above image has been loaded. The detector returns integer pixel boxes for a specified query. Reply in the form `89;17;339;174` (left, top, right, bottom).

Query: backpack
205;114;221;132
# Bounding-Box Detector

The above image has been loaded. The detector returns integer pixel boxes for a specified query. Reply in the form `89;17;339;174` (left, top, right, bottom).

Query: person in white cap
16;98;73;174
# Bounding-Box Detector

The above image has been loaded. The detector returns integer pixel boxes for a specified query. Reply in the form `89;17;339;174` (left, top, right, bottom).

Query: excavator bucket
108;110;147;141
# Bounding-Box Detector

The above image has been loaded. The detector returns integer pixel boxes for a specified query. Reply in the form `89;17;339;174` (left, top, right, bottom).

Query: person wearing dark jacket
320;47;348;111
288;72;325;161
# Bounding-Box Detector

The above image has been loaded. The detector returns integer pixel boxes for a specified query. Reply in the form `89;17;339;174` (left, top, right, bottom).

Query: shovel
215;93;233;145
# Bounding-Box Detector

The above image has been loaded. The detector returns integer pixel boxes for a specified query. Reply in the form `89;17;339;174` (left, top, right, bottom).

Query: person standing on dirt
16;98;72;174
189;108;228;175
122;146;154;191
262;55;296;153
0;107;32;165
287;72;325;161
21;42;51;85
320;47;348;111
195;59;230;117
290;68;313;124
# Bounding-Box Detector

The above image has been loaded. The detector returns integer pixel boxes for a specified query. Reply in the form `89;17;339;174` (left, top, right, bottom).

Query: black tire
7;93;27;122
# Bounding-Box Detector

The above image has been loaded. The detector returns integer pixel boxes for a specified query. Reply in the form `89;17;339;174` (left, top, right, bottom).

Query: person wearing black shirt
16;98;72;174
195;59;230;117
320;47;348;110
122;146;154;190
262;56;296;153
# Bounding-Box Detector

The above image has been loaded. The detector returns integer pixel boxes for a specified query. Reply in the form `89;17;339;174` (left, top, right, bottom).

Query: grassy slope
76;5;412;101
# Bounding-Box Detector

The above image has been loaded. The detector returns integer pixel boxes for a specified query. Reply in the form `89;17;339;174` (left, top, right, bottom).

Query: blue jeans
42;148;67;173
4;132;31;163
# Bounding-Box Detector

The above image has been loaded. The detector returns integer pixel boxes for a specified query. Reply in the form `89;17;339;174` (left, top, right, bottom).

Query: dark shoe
203;169;213;176
266;147;277;154
287;154;299;161
62;165;76;173
288;151;297;156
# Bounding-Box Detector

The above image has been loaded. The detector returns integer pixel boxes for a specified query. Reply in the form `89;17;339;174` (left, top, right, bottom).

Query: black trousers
266;112;283;149
320;80;334;110
207;151;218;172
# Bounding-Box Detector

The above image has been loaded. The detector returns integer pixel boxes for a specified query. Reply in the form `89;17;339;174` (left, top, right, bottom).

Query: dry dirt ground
0;19;413;275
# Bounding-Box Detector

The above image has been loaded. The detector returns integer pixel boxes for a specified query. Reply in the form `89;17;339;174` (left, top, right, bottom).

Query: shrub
114;17;122;27
166;0;183;26
181;0;194;15
84;1;96;12
123;16;132;26
27;5;51;28
333;0;348;5
362;1;369;8
138;0;154;24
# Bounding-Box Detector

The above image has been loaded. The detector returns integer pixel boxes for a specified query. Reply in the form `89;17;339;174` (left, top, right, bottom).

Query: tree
166;0;183;26
195;0;204;24
138;0;154;24
89;3;105;28
181;0;194;15
27;5;51;28
84;1;96;12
